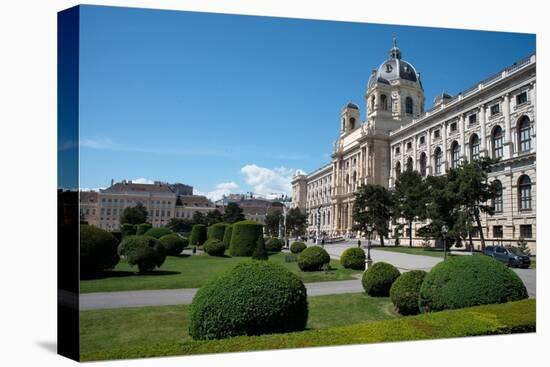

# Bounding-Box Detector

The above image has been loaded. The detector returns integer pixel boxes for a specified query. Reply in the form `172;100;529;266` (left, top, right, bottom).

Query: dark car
484;246;531;268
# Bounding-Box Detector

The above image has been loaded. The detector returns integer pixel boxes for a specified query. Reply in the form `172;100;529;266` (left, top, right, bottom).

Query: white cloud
240;164;296;198
131;178;155;184
202;181;240;201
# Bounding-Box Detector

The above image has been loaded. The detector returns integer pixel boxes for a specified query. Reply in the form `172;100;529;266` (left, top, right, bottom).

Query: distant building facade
292;42;536;252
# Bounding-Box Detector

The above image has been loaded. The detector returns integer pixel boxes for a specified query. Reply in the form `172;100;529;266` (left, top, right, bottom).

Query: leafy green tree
205;209;224;226
223;202;245;224
166;218;193;233
265;210;282;237
252;234;268;260
192;211;207;225
393;169;428;247
120;203;148;225
352;184;393;246
286;207;307;237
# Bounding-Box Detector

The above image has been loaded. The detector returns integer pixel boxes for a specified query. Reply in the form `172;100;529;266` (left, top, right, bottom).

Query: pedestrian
358;239;361;248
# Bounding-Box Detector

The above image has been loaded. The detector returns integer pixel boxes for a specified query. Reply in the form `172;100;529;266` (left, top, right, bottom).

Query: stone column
426;128;432;174
503;93;512;158
389;143;394;186
459;114;465;160
413;135;418;170
479;104;487;156
441;123;448;171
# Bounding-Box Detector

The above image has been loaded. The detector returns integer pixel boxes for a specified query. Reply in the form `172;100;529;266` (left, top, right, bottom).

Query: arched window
350;117;356;130
405;97;413;115
470;134;480;161
518;175;532;211
493;180;503;213
518;116;531;152
395;161;401;180
419;152;427;176
451;141;460;168
434;147;443;174
381;94;388;111
406;157;413;171
492;125;503;159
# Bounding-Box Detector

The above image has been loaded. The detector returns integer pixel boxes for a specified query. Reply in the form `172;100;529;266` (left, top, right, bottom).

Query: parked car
484;246;531;268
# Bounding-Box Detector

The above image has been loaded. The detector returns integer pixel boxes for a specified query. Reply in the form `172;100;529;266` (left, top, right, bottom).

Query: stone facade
292;42;536;253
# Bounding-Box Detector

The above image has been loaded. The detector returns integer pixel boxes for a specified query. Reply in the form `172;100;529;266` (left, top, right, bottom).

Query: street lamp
366;224;373;268
441;224;449;260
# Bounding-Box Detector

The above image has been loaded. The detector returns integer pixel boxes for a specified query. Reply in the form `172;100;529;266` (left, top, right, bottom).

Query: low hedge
362;262;400;297
159;233;188;256
135;223;152;235
189;224;207;247
120;223;136;237
207;223;229;241
80;224;120;278
82;299;536;361
390;270;427;315
298;246;330;271
290;241;307;254
203;238;226;257
340;247;366;270
265;237;283;252
222;225;233;249
118;235;167;273
419;255;528;312
144;227;172;239
189;261;308;340
229;220;264;256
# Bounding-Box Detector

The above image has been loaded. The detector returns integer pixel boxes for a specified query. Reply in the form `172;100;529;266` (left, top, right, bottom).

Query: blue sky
76;5;535;199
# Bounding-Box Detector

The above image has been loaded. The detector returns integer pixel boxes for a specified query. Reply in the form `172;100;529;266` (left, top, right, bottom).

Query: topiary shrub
189;262;308;340
80;224;120;278
203;238;226;257
362;262;401;297
158;233;188;256
229;220;264;256
144;227;172;239
120;223;136;237
118;235;167;273
135;223;152;235
265;237;283;252
207;223;229;241
290;241;307;254
340;247;366;270
252;235;268;260
298;246;330;271
390;270;427;315
419;255;528;312
222;225;233;249
189;224;207;247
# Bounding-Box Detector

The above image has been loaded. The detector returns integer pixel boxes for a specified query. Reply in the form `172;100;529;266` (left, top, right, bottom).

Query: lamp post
441;224;449;260
316;207;321;246
366;224;373;268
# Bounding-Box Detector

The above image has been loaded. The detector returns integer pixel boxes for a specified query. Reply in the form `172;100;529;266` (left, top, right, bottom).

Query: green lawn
80;252;362;293
374;246;444;258
80;298;535;361
80;292;398;359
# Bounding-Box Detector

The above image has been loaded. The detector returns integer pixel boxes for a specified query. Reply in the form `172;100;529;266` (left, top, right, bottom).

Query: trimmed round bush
144;227;172;239
298;246;330;271
265;237;283;252
290;241;307;254
341;247;366;270
203;238;226;257
135;223;152;235
362;262;401;297
390;270;427;315
80;224;120;277
120;223;136;237
189;262;308;340
419;255;528;312
229;220;264;256
118;235;167;273
189;224;207;247
159;233;188;256
222;225;233;249
207;223;229;241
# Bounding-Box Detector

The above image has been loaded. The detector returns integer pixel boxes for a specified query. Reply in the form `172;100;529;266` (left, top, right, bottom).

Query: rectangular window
407;142;412;150
434;130;441;139
468;114;477;125
395;146;400;154
167;211;171;217
493;226;503;238
156;210;159;217
519;225;532;239
516;91;527;105
419;136;425;145
490;104;500;115
450;122;457;132
471;227;480;238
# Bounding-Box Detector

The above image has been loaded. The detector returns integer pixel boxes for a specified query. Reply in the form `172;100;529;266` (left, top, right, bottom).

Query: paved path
81;242;535;310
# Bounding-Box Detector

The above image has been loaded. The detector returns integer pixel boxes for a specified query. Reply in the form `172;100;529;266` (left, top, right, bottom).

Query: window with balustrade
518;116;531;153
518;175;532;211
492;126;503;158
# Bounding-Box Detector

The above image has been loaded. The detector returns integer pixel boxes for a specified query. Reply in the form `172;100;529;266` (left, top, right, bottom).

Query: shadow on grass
82;270;181;280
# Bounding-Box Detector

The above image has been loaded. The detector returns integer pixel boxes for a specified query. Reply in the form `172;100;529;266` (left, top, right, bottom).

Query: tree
166;218;193;233
223;202;245;224
265;210;282;237
192;211;207;225
205;209;224;226
286;207;307;237
352;184;393;246
393;169;428;247
120;203;148;225
252;234;268;260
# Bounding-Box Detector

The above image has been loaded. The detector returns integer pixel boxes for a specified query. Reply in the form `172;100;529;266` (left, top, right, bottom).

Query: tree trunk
380;233;385;247
409;220;413;248
474;210;485;252
468;231;473;251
